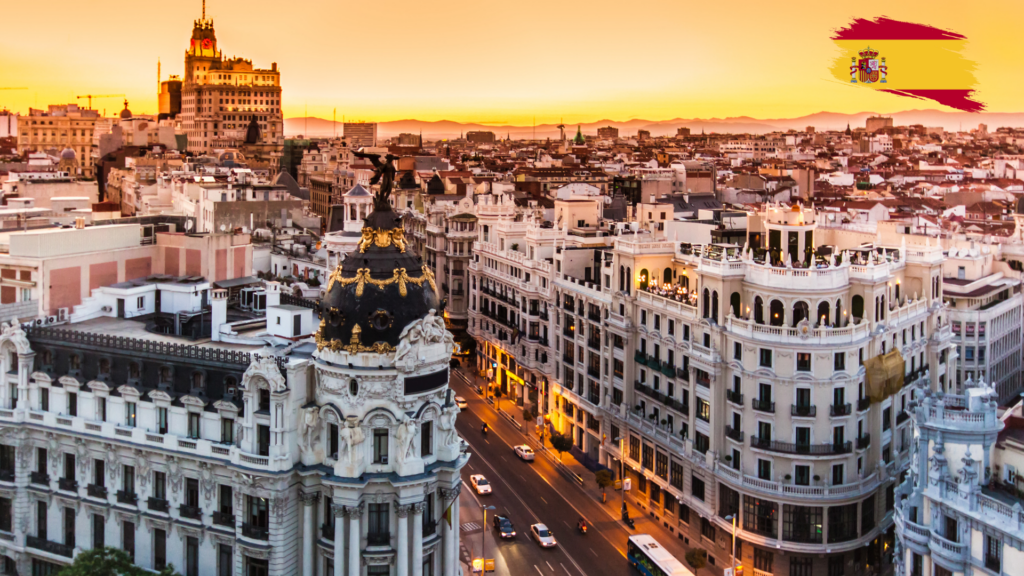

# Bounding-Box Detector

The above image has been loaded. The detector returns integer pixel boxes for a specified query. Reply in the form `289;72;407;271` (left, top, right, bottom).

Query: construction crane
76;93;124;110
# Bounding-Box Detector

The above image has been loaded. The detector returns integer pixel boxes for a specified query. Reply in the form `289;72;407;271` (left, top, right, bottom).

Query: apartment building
16;105;100;178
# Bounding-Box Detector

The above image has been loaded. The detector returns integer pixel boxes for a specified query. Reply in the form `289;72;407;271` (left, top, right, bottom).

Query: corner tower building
309;184;468;576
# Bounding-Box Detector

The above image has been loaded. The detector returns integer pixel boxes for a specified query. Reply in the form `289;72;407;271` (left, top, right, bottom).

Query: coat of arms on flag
850;47;887;84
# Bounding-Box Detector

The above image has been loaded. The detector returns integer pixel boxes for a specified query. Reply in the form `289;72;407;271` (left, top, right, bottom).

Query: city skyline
2;1;1023;123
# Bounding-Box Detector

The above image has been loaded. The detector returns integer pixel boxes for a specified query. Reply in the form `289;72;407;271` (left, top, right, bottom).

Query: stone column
411;502;424;576
347;504;362;576
301;492;319;576
16;353;34;411
450;487;461;575
396;504;411;576
333;504;345;576
441;488;457;576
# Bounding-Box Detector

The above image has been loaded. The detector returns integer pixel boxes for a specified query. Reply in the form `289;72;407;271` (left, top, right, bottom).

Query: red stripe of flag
831;16;966;41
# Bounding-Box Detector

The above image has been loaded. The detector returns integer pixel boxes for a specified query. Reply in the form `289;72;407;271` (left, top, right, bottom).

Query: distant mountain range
284;110;1024;140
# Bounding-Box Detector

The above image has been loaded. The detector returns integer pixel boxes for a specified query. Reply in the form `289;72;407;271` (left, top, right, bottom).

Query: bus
627;534;694;576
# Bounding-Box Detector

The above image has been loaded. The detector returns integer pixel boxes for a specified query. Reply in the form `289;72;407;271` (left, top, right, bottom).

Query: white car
470;474;492;495
530;523;557;548
514;445;535;461
455;396;468;410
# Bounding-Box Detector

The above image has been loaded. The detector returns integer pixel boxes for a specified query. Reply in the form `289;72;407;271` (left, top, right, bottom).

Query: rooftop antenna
202;0;206;20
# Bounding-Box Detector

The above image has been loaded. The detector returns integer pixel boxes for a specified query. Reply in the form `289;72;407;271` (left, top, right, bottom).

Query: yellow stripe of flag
830;40;976;90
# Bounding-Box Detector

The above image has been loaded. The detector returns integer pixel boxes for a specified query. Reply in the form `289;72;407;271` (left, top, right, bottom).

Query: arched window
730;292;741;318
754;296;764;324
680;274;689;291
639;269;649;291
191;371;204;390
895;283;901;303
852;295;864;320
619;266;625;291
626;268;632;295
769;299;785;327
835;299;843;326
817;301;830;326
663;268;673;286
711;291;719;323
793;301;809;326
349;378;359;396
703;288;711;319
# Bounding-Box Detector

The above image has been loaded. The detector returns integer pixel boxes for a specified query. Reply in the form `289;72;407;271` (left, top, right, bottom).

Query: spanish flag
830;17;983;112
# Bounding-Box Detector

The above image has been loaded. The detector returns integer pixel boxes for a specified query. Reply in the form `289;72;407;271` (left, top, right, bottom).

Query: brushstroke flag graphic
830;16;984;112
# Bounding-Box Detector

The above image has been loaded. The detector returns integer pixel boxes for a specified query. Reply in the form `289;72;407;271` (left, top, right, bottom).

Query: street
450;367;639;576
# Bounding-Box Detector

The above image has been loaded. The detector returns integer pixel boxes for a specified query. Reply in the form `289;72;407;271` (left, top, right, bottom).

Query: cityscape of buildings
2;5;1024;576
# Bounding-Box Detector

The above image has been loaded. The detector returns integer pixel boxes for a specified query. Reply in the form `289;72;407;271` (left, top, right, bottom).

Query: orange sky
1;1;1021;124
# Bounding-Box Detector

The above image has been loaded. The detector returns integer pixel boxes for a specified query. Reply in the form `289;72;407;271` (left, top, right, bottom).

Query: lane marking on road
546;561;554;572
540;497;547;504
562;563;573;576
534;566;544;576
589;549;598;557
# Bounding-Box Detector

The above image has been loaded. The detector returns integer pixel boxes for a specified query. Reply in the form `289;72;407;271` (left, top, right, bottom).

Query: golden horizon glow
1;1;1023;124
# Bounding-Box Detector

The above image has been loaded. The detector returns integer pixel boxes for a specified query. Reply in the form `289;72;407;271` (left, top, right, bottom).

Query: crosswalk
460;522;482;532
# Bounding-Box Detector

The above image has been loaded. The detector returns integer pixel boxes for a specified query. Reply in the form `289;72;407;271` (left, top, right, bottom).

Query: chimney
211;289;228;342
265;281;281;308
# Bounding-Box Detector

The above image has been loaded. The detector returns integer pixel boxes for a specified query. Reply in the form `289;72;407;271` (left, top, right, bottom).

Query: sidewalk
453;366;724;576
458;476;512;576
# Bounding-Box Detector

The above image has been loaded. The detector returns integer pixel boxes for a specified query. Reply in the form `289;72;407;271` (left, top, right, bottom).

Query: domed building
57;146;79;174
302;178;468;576
119;99;133;119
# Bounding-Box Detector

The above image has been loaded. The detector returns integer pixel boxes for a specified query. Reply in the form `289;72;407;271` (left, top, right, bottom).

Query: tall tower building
178;4;284;160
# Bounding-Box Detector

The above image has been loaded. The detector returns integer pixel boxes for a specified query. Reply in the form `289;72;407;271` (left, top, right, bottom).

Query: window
373;429;388;464
734;342;742;361
670;461;684;490
827;503;858;543
153;471;166;501
125;402;137;427
834;353;845;371
796;353;810;371
790;557;813;576
154;528;167;570
68;392;77;417
188;412;201;439
696;398;710;422
123;520;135;561
759;349;772;368
92;513;105;549
641;444;653;469
828;556;846;576
629;436;640;461
123;465;135;495
186;536;199;576
222;418;235;444
700;517;715;540
754;548;773;572
157;407;168;434
743;496;778;537
421;422;433;457
861;495;876;532
794;465;809;486
329;424;339;459
368;503;390;544
758;459;772;481
219;485;233;515
719;484;740;519
0;498;9;533
694;432;709;454
985;535;1001;573
137;296;145;310
98;397;106;421
691;475;705;501
655;451;668;479
783;505;822;543
40;388;49;412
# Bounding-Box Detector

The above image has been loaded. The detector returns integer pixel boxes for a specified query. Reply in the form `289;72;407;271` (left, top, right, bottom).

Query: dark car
492;515;516;539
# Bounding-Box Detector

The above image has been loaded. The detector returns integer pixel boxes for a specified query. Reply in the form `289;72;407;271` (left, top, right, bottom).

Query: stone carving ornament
105;444;121;482
338;419;365;466
394;309;454;370
0;319;32;354
199;462;215;501
301;406;322;454
396;417;419;461
437;403;459;448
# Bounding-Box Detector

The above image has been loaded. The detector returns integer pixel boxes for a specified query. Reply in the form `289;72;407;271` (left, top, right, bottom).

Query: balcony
213;511;235;527
242;523;269;540
0;469;14;482
116;490;138;505
58;477;78;492
929;532;966;567
660;363;676;377
179;504;203;521
857;435;871;450
148;497;169;513
725;426;744;442
26;536;73;558
321;522;335;540
858;397;871;412
30;471;48;486
750;436;852;455
831;403;852;417
87;484;107;499
790;405;816;417
423;519;438;537
634;350;647;365
367;532;390;546
896;411;910;426
634;382;688;414
726;390;743;405
751;399;775;413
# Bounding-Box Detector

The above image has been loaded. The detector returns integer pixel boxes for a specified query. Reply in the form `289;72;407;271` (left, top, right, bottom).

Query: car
455;396;468;410
513;445;535;461
470;474;492;495
530;523;557;548
492;515;516;539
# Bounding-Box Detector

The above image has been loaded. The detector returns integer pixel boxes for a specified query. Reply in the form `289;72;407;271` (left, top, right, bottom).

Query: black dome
316;203;440;354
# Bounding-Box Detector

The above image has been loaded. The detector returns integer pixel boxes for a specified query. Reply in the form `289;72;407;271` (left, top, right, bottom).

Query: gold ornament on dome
327;265;437;297
358;227;407;253
314;322;396;354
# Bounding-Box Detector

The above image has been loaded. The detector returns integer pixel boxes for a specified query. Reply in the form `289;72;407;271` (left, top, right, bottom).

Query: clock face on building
201;38;213;50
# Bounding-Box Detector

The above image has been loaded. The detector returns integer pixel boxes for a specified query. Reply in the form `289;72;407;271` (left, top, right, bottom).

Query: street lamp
724;514;737;576
480;505;496;574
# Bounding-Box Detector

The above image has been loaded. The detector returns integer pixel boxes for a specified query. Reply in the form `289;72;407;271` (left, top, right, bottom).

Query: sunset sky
2;0;1022;124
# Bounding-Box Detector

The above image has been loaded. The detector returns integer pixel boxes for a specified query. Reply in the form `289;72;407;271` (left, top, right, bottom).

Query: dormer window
224;376;237;397
99;359;111;376
191;372;204;391
129;363;140;381
40;350;52;367
68;355;80;372
160;367;172;384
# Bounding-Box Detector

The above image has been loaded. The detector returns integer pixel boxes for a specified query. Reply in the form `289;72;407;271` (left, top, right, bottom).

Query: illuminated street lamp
478;505;496;574
724;514;737;576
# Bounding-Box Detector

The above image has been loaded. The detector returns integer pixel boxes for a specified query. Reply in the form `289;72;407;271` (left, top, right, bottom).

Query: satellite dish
184;220;194;232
